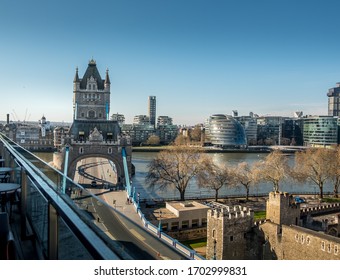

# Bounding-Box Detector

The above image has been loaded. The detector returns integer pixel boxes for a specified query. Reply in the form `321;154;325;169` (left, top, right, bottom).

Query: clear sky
1;0;340;126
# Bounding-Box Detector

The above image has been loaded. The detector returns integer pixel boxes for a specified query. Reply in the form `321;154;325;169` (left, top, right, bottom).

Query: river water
34;151;332;201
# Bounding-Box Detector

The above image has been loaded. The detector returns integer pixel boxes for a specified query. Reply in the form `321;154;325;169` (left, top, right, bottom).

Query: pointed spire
105;68;111;85
73;67;80;83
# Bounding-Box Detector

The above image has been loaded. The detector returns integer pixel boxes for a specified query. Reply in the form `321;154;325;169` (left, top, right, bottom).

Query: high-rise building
148;96;156;128
327;82;340;117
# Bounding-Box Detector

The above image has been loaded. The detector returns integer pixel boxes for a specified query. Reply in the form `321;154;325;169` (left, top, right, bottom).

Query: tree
173;134;190;146
329;146;340;198
145;146;204;201
254;150;290;192
197;157;234;202
189;125;202;142
293;148;332;199
232;162;257;201
146;134;160;146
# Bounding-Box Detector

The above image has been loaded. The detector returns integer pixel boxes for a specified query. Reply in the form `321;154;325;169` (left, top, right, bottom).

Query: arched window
88;110;95;118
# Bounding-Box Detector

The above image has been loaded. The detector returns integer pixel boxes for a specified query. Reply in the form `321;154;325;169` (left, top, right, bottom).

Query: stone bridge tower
53;59;132;185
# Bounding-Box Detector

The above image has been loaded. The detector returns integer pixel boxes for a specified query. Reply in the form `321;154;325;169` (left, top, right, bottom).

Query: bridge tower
53;59;132;187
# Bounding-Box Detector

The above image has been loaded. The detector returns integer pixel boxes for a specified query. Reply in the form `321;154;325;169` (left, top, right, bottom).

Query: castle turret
266;191;300;226
206;203;254;260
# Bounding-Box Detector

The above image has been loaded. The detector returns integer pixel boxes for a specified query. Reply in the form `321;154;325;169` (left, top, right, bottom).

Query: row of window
294;233;339;255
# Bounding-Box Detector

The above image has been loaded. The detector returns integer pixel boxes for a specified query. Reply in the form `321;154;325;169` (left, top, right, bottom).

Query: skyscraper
148;96;156;128
327;82;340;117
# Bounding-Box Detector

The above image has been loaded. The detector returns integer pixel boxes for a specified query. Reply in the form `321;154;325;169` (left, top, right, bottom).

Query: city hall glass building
205;114;246;147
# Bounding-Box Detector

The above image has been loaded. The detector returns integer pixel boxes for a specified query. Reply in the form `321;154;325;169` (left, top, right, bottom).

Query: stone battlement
209;204;254;220
300;203;340;216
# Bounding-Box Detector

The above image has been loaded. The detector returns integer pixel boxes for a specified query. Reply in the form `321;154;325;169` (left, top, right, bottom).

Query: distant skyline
1;0;340;126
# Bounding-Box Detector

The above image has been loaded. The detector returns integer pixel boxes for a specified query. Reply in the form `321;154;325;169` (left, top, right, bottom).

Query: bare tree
197;157;234;202
145;146;204;201
293;148;332;199
173;134;190;146
146;134;160;146
254;150;290;192
233;162;257;201
325;146;340;198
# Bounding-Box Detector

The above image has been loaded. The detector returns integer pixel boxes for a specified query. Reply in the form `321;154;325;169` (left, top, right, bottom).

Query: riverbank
132;146;302;153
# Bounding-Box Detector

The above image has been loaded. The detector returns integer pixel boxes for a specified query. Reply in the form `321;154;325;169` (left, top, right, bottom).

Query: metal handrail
0;133;120;259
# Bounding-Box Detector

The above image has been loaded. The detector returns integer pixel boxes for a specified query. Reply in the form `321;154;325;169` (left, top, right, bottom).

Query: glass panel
58;216;93;260
27;177;49;257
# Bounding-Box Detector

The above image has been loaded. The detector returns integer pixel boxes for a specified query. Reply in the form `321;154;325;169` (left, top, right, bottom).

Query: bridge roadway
74;157;188;260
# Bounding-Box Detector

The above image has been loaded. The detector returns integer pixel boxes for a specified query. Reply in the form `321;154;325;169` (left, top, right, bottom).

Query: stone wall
166;227;207;241
206;205;254;260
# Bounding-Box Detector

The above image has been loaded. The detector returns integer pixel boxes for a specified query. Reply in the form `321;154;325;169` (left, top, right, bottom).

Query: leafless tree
145;146;204;201
146;134;160;146
197;157;234;202
325;146;340;198
232;162;257;201
293;148;332;199
254;150;290;192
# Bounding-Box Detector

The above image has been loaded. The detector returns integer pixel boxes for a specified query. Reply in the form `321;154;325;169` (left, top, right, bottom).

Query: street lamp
158;209;162;233
137;192;140;212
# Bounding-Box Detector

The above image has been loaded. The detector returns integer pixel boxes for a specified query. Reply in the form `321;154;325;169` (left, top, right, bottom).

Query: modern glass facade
205;114;246;147
303;116;339;147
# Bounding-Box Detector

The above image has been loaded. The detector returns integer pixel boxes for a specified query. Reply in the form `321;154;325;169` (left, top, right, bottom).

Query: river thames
34;151;333;201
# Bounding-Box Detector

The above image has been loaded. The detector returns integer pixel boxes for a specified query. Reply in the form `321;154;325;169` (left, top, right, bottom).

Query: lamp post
137;192;140;212
158;209;162;233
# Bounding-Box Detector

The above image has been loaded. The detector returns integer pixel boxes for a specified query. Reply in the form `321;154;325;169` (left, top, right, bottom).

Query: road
74;157;189;260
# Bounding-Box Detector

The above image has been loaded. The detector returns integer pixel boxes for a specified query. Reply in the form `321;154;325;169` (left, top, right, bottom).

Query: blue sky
1;0;340;125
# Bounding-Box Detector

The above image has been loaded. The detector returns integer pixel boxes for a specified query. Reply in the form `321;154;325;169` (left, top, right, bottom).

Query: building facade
73;59;111;121
327;82;340;117
205;114;246;148
148;96;156;128
303;116;338;147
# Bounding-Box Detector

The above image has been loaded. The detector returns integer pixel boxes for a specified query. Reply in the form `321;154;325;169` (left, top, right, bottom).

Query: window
321;241;325;251
79;147;84;154
171;222;179;230
230;236;234;242
108;148;112;154
181;220;189;229
192;219;199;228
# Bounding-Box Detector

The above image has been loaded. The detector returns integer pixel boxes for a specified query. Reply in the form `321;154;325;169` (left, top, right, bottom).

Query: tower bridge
53;59;132;193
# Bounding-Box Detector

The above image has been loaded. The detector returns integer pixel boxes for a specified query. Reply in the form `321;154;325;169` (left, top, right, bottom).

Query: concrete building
157;116;173;126
303;115;339;147
327;82;340;117
148;96;156;128
110;113;125;126
133;115;150;125
256;116;283;145
121;123;155;145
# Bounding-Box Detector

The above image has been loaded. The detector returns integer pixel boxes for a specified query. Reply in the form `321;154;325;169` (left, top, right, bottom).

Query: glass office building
303;116;339;147
205;114;246;147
